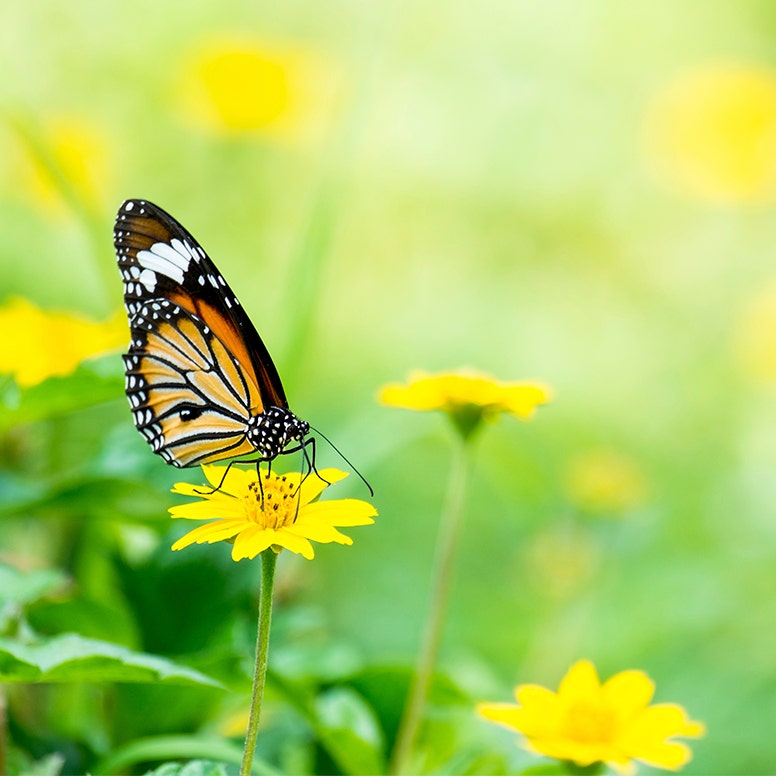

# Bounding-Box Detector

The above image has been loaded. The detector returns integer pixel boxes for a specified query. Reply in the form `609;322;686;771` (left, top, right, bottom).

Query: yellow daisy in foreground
170;465;376;561
0;297;126;387
379;370;550;439
478;660;705;774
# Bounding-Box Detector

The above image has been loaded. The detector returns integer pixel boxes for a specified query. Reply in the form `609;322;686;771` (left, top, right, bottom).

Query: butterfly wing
115;199;287;467
124;299;262;466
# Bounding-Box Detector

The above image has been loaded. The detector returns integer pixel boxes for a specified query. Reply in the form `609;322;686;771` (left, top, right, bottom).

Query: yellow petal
297;499;377;527
476;702;523;730
623;703;706;746
171;519;245;550
635;740;694;770
378;382;444;411
205;464;257;496
287;521;354;545
297;467;348;505
607;757;637;776
558;660;603;704
602;669;655;721
171;481;214;497
500;383;552;418
231;525;275;560
512;684;563;737
526;736;607;765
270;530;315;559
169;499;245;520
0;298;126;387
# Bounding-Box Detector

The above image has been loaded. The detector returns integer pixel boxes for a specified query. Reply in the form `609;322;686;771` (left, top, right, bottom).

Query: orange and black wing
114;199;286;467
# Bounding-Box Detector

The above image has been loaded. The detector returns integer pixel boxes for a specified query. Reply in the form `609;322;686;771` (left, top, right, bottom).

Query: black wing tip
117;198;163;217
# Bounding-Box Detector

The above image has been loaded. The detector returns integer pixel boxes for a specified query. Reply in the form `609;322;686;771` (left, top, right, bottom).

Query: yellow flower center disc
244;475;299;529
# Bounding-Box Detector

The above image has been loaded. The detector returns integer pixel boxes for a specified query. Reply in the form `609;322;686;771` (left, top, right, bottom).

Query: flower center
563;702;616;744
244;475;298;529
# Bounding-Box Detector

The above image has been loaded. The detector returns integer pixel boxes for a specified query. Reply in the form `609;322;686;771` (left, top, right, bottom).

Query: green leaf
6;751;66;776
0;633;223;686
313;686;385;776
0;473;170;523
144;762;230;776
0;358;123;432
0;562;67;609
93;737;277;776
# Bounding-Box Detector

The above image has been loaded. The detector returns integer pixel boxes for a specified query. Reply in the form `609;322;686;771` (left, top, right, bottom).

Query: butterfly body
115;199;309;469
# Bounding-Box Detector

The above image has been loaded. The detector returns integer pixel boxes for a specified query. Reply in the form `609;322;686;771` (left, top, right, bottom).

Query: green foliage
0;359;123;432
144;762;231;776
0;633;222;686
311;687;385;775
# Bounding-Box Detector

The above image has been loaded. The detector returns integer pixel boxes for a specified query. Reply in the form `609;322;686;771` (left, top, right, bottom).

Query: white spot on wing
136;240;192;284
139;268;157;292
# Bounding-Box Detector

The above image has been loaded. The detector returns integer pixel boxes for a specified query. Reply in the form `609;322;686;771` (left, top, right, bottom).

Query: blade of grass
6;109;115;312
277;5;395;391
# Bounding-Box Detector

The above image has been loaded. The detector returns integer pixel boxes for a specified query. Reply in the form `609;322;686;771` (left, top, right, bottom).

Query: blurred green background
3;1;776;773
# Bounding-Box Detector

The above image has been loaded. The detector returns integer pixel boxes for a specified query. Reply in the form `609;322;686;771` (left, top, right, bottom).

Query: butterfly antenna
309;425;374;497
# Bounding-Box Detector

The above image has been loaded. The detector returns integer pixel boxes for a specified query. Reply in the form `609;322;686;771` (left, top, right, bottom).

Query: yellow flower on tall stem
170;463;376;776
170;464;376;560
380;369;550;775
380;369;549;439
478;660;705;774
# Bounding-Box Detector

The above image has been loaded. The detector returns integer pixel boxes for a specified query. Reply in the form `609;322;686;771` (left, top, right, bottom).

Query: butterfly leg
284;437;331;488
194;457;267;496
254;457;275;510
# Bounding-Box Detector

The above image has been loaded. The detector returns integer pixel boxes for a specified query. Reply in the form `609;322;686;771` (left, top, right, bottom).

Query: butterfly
114;199;313;472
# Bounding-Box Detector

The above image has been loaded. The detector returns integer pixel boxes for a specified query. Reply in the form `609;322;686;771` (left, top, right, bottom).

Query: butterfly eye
179;405;204;422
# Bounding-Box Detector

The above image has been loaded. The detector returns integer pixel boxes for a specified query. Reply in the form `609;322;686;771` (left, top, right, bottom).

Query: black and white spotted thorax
247;406;310;459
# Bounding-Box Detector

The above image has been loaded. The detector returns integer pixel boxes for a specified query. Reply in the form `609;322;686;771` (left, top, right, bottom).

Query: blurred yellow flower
524;524;600;598
218;706;251;738
564;449;648;516
0;297;126;388
170;465;376;561
179;38;339;142
478;660;705;774
10;115;112;214
736;280;776;383
379;369;551;439
647;64;776;202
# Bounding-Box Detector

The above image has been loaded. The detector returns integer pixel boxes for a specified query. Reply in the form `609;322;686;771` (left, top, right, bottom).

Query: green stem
0;685;7;776
240;548;278;776
389;438;472;775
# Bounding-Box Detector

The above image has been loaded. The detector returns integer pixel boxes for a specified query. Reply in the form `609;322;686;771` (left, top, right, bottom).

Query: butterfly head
247;406;310;460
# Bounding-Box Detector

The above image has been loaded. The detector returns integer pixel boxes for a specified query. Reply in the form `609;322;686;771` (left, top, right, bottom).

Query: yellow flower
170;465;376;561
478;660;705;774
10;114;112;214
0;298;126;388
646;64;776;203
564;449;648;516
379;369;550;439
524;524;600;598
735;280;776;384
179;37;338;143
